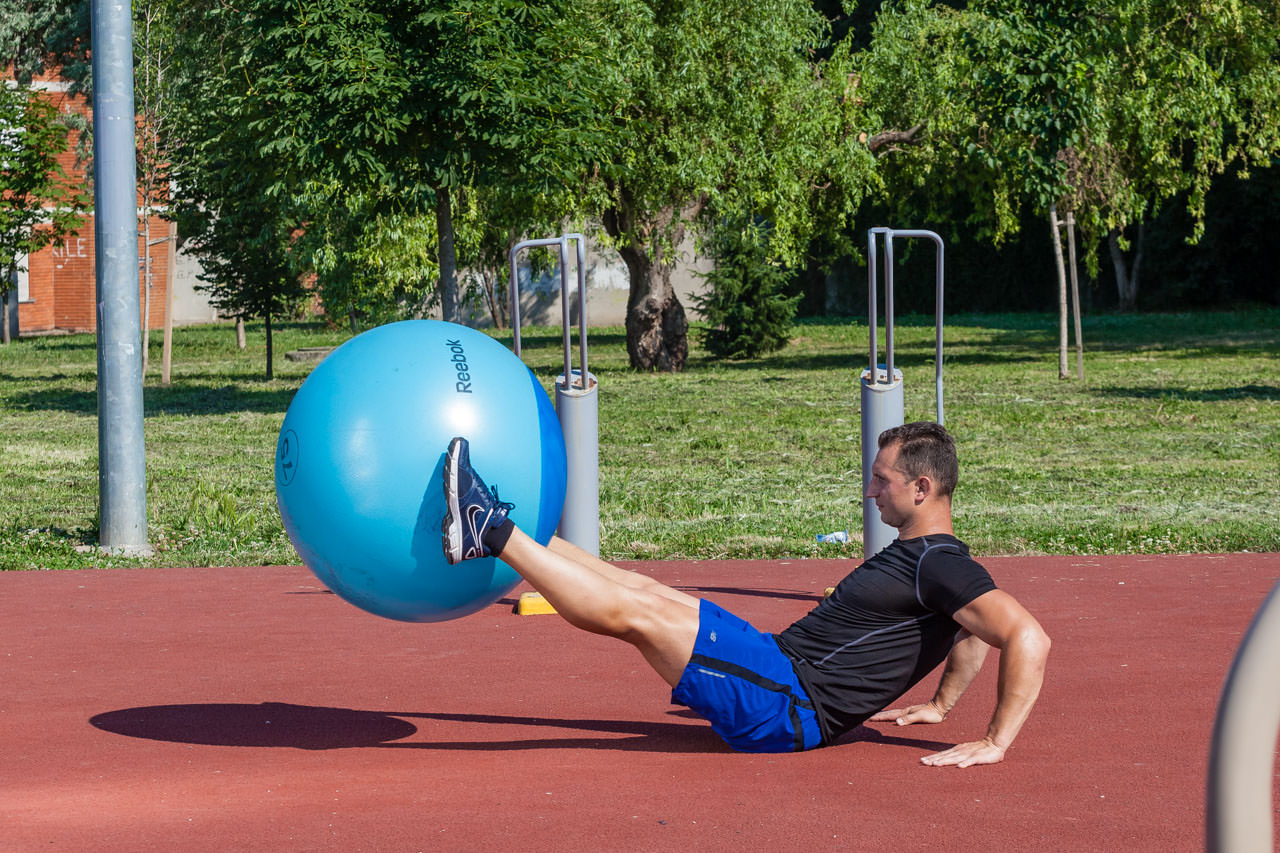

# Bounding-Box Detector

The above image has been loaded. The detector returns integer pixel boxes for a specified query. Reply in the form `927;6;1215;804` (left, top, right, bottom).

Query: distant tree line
3;0;1277;373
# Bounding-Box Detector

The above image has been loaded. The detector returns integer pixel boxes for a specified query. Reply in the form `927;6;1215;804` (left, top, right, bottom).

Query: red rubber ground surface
3;553;1278;851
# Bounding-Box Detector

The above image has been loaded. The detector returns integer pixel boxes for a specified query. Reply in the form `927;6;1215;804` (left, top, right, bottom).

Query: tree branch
867;123;925;154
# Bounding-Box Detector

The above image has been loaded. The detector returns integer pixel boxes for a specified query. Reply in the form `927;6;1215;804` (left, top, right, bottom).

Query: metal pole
568;233;588;389
1206;579;1280;853
884;233;895;383
509;236;563;357
888;229;946;425
861;228;902;557
558;237;572;383
92;0;151;555
935;238;944;424
867;229;880;375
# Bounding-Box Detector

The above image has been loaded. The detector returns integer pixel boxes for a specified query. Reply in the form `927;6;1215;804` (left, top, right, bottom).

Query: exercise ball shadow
90;702;418;750
275;320;567;622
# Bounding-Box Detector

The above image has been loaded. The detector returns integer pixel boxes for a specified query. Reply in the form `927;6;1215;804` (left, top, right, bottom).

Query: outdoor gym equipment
1206;578;1280;853
510;234;601;556
861;227;946;557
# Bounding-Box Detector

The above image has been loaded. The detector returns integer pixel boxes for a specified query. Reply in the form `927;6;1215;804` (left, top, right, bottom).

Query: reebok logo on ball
447;338;473;393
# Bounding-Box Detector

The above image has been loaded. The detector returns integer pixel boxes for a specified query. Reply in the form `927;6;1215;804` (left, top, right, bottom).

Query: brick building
10;72;215;337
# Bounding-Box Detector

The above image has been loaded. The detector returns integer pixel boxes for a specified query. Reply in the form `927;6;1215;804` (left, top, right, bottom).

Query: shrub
694;218;800;358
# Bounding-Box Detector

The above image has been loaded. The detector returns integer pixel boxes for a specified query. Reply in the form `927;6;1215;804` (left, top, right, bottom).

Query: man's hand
868;699;948;726
920;737;1007;768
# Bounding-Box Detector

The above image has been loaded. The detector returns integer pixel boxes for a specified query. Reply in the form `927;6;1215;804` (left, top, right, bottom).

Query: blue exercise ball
274;320;567;622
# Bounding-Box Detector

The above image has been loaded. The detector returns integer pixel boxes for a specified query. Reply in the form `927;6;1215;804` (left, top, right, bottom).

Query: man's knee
611;588;699;644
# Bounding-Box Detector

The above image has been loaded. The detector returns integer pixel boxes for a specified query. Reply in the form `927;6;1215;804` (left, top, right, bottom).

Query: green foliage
1095;0;1280;240
140;0;1280;343
164;0;314;375
168;0;602;322
298;188;440;331
0;0;56;81
174;189;308;327
856;0;1280;253
582;0;876;261
0;84;88;299
693;218;800;359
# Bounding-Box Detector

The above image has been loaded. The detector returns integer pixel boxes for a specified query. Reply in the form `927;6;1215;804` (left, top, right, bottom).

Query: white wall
169;243;222;326
459;231;712;330
172;230;712;330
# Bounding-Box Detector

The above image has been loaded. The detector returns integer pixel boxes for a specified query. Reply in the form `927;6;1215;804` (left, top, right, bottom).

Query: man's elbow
1017;623;1051;664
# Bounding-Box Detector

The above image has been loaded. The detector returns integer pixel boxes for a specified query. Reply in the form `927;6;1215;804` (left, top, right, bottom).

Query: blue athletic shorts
671;600;823;753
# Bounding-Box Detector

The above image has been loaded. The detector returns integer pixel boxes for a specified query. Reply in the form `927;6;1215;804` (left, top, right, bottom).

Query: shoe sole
442;440;463;565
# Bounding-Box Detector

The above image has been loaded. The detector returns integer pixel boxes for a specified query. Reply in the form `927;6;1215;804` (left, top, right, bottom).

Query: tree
1089;0;1280;309
166;1;308;378
0;0;78;86
164;0;890;374
579;0;878;370
135;0;178;372
299;186;440;333
195;0;600;326
297;175;567;333
176;189;306;380
0;83;87;343
864;0;1280;314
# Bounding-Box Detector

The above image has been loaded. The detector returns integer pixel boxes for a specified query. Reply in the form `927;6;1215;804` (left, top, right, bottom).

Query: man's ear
913;475;933;504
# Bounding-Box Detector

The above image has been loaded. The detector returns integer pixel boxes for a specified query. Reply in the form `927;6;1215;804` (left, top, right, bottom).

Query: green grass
1;310;1277;570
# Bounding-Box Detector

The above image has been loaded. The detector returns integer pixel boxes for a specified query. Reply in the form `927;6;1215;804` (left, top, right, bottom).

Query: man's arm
925;589;1051;767
869;628;991;726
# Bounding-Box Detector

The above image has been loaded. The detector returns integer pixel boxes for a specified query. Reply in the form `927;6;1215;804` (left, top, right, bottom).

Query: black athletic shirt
774;534;996;744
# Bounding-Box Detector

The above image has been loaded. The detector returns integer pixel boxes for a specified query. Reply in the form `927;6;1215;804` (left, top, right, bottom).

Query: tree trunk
236;316;246;350
161;221;176;386
142;216;152;375
436;186;459;324
1065;211;1084;381
264;312;274;381
482;269;505;329
2;268;13;344
617;242;688;371
1108;224;1145;311
602;195;692;372
1050;204;1070;379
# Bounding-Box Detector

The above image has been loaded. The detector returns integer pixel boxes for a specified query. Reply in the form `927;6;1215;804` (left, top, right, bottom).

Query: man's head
866;422;958;535
877;421;959;499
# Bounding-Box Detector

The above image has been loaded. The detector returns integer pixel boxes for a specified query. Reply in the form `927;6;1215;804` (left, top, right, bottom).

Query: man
441;421;1050;765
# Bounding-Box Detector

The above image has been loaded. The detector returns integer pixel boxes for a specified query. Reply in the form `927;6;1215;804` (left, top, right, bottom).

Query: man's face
865;442;918;529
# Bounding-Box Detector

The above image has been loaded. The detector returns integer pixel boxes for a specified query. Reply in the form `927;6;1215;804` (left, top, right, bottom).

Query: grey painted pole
92;0;151;555
1206;579;1280;853
553;234;599;555
859;365;903;556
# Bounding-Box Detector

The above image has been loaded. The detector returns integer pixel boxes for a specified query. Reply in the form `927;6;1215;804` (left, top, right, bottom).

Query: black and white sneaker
442;437;514;565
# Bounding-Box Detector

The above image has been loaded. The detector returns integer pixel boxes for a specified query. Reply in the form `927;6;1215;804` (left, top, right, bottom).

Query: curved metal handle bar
1206;579;1280;853
866;228;945;425
508;234;589;389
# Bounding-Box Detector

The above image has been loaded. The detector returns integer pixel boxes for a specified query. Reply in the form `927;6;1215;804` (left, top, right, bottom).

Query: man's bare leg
442;436;700;687
501;529;699;688
547;536;700;607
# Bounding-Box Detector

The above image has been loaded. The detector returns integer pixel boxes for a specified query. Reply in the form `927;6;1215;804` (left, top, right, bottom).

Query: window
15;255;30;301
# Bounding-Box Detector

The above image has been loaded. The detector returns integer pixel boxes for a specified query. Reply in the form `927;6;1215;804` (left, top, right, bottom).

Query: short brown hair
878;421;959;497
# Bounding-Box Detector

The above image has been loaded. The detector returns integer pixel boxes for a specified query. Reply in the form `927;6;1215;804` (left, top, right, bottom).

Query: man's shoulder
892;533;972;561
